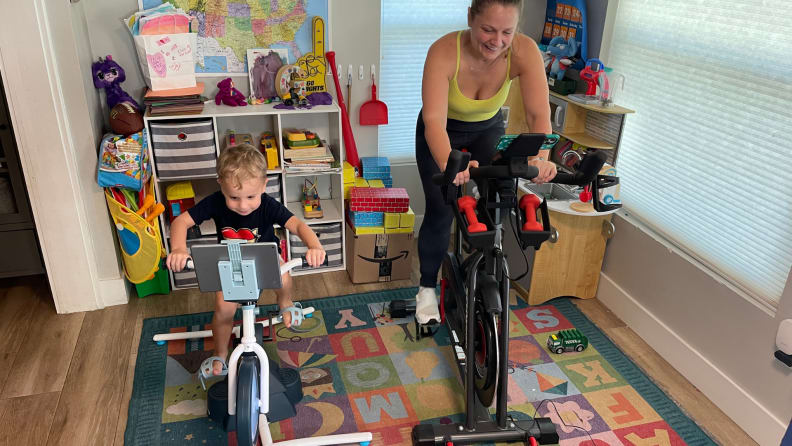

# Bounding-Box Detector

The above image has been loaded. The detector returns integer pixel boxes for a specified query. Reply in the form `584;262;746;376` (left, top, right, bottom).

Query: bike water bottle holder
218;240;260;302
592;174;622;212
517;197;552;249
452;199;496;250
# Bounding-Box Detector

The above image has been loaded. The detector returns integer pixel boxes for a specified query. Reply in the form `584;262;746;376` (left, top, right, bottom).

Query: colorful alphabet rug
126;288;715;445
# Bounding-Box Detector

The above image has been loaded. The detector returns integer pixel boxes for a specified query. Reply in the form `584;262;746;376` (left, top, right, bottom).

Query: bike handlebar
432;150;606;187
184;256;327;274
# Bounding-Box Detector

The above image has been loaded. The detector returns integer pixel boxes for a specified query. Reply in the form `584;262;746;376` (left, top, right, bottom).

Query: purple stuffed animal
92;55;140;111
215;78;247;107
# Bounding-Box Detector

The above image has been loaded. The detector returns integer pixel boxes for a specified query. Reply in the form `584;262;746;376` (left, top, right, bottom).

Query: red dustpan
359;74;388;125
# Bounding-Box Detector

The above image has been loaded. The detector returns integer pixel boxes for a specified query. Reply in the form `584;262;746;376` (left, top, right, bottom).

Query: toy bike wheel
473;300;499;407
236;355;260;446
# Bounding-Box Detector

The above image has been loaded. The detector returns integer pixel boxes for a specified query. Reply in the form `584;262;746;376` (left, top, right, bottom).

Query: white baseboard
597;272;785;446
97;276;130;308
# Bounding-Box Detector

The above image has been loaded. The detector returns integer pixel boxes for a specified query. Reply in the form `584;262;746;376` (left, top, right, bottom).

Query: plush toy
92;55;141;111
215;78;247;107
545;37;579;81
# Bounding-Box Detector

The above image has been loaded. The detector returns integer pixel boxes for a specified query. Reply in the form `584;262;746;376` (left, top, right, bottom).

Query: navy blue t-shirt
188;191;294;244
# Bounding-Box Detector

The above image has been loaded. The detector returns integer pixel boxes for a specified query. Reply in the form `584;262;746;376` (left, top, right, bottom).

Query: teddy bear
215;78;247;107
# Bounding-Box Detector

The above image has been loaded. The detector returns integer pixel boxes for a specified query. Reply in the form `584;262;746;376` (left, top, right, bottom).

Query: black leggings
416;110;505;288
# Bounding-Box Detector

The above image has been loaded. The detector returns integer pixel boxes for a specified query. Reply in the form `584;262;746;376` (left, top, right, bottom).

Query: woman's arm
421;36;455;170
513;35;553;159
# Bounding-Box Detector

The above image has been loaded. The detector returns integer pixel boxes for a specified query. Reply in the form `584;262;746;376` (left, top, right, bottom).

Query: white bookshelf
144;101;346;290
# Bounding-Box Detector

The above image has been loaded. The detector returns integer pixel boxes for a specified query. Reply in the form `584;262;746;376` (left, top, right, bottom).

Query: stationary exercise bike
182;240;372;446
412;134;611;445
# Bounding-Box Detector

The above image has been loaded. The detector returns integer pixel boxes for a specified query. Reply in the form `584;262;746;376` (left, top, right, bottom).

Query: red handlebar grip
457;196;487;233
519;194;543;231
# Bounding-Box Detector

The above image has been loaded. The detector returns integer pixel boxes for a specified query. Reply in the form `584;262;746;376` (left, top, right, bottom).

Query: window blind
379;0;470;162
608;0;792;306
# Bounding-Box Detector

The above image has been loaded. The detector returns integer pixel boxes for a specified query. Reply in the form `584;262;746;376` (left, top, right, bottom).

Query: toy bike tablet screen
191;242;282;293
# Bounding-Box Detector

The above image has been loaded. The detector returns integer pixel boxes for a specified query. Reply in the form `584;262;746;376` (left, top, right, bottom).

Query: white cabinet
144;102;346;289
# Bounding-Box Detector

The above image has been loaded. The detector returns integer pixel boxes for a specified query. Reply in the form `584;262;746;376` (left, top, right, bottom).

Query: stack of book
144;82;206;116
282;129;336;172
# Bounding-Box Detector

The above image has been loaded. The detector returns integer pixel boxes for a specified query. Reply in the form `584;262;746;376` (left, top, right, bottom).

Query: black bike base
415;317;441;341
412;417;559;445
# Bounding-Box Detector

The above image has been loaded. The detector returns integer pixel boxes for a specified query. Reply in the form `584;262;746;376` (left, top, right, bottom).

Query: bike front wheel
236;355;260;446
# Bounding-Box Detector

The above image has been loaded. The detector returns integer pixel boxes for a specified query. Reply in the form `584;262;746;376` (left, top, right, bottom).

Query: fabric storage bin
150;119;216;179
289;222;342;272
172;235;217;288
266;174;281;202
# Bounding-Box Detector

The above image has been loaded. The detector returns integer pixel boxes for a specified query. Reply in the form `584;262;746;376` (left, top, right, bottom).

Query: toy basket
104;180;165;284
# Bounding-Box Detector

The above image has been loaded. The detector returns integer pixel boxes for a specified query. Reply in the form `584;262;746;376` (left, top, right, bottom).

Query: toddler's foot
213;358;225;376
415;286;441;324
280;300;294;328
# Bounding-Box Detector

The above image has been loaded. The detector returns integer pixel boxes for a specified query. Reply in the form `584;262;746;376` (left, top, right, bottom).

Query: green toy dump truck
547;328;589;354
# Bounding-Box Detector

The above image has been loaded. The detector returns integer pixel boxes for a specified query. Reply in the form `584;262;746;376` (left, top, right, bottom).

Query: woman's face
468;3;520;61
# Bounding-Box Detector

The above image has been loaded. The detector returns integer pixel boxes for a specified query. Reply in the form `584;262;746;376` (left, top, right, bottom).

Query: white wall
599;214;791;444
0;0;127;312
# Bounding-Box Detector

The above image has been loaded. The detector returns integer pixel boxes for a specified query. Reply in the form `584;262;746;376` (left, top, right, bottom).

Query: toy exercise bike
412;134;612;445
182;240;372;446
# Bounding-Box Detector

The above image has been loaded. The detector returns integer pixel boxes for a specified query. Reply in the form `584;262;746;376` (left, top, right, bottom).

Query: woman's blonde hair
217;143;268;189
470;0;524;18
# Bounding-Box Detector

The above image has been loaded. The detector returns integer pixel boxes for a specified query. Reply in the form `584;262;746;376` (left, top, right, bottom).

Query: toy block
354;178;369;188
348;187;409;213
369;179;385;188
383;212;400;229
343;161;356;184
344;182;354;199
399;207;415;228
349;211;384;227
355;226;384;235
361;157;392;180
385;227;413;234
382;177;393;188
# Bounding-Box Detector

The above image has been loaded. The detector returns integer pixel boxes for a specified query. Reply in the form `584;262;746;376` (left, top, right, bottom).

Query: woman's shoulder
428;31;461;55
510;34;543;70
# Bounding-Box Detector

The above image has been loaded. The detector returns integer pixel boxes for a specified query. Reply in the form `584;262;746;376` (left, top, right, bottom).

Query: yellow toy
105;180;165;284
260;132;279;169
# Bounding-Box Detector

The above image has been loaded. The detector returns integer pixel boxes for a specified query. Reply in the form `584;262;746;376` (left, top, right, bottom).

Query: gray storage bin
150;119;216;179
289;222;342;272
266;174;281;202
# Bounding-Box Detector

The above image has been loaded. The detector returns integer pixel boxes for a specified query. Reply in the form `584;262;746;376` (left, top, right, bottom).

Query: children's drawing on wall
247;49;288;105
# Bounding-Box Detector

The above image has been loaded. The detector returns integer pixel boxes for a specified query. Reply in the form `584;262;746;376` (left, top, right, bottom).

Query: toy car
547;328;588;354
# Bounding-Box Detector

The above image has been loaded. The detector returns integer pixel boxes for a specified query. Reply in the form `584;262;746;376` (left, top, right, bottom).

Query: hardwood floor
0;264;755;445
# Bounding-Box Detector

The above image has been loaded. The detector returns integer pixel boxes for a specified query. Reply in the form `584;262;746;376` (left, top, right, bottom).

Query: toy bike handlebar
184;256;328;274
432;150;606;187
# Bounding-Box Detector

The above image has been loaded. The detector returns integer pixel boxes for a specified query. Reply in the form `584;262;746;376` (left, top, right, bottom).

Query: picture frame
247;48;289;102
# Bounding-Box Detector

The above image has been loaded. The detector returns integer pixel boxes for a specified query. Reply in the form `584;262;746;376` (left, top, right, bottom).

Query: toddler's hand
166;248;190;272
305;247;326;267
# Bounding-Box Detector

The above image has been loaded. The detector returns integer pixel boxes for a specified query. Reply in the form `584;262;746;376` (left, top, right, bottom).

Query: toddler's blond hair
217;143;268;189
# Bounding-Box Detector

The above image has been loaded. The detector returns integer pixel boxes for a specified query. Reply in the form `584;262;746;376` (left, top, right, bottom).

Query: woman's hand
444;160;480;186
305;247;326;267
528;159;557;184
166;248;190;272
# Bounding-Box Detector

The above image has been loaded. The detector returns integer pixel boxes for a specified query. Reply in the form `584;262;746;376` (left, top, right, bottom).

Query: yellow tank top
447;31;512;122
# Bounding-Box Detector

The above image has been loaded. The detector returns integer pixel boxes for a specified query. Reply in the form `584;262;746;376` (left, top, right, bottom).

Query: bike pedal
414;318;441;340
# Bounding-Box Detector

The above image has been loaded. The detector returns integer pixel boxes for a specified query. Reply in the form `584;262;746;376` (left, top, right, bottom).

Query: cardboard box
345;222;413;283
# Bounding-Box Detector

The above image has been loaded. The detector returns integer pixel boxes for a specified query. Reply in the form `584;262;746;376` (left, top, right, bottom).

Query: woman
414;0;557;323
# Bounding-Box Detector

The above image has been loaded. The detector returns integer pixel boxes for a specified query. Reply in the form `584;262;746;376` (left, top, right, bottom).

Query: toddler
167;143;326;377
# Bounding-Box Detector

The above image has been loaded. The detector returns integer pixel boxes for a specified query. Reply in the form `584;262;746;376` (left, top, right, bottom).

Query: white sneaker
415;286;441;324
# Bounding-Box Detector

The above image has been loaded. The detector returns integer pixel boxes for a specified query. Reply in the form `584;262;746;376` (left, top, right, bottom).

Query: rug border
125;289;715;445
